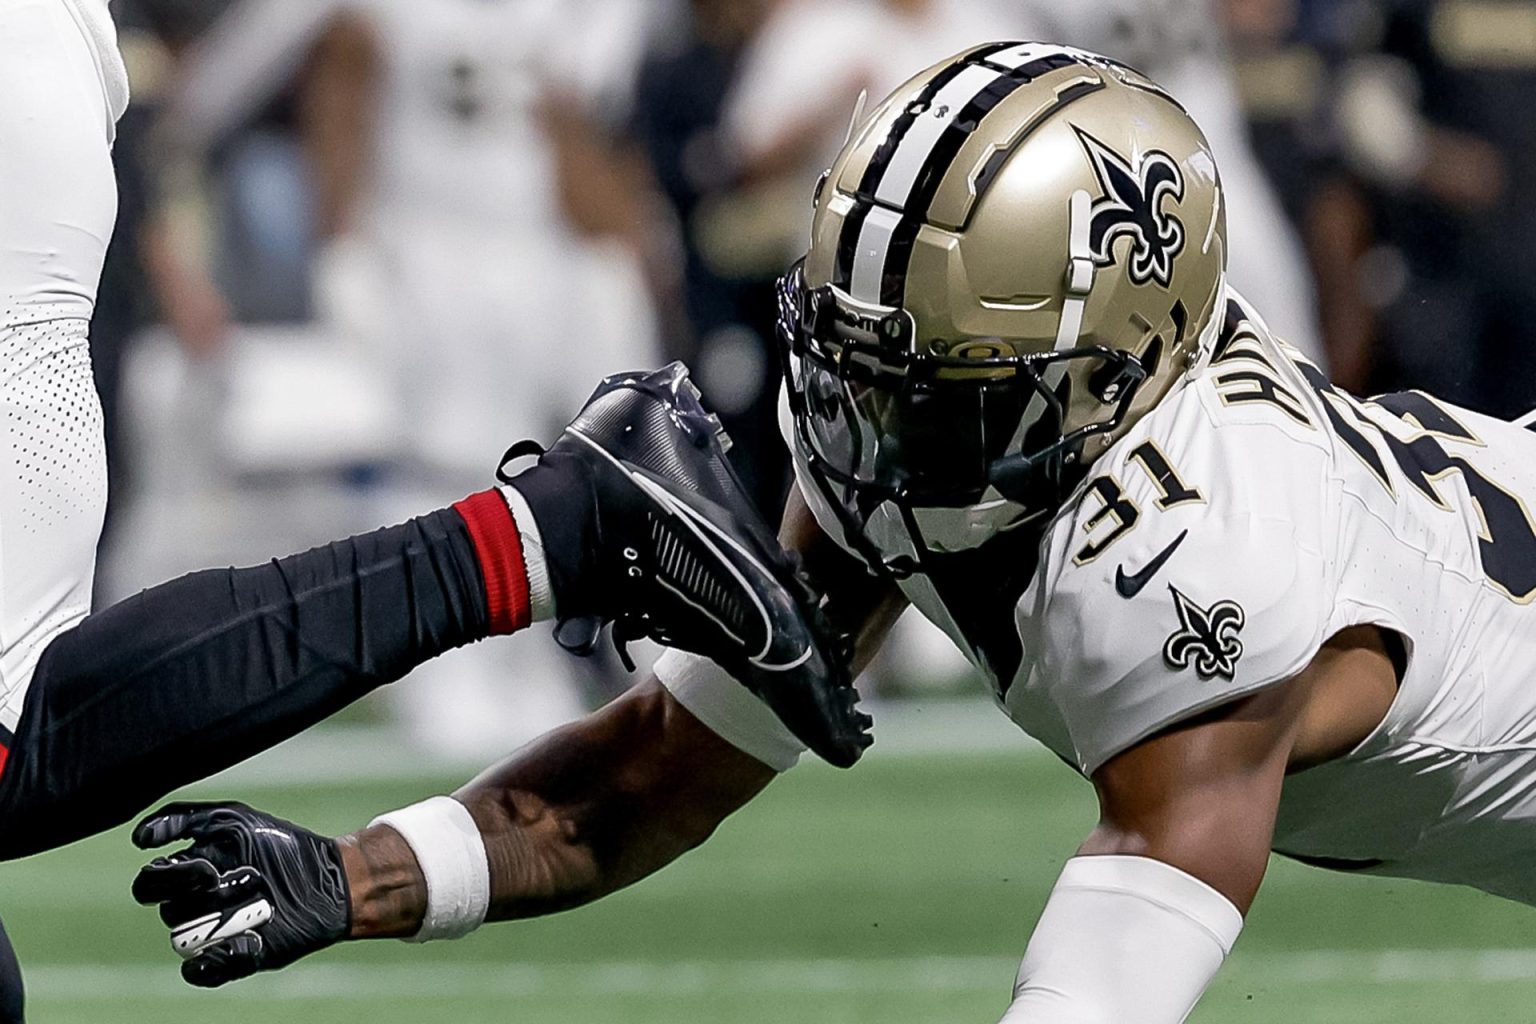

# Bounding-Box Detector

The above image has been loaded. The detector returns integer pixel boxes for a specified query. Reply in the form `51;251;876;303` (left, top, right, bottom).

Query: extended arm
344;485;906;936
299;10;379;241
1002;627;1398;1023
134;484;907;983
343;678;775;938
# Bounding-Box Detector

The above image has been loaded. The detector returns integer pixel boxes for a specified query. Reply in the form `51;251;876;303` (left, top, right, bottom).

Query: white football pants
0;0;123;730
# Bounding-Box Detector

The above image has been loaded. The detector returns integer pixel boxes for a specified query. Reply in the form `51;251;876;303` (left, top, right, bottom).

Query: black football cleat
502;362;871;767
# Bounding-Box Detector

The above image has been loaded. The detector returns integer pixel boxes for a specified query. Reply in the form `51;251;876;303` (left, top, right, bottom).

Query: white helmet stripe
985;41;1100;71
873;64;1009;209
850;205;907;305
836;44;1089;306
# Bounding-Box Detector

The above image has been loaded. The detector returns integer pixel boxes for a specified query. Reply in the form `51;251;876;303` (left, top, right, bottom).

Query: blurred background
97;0;1536;743
36;0;1536;1019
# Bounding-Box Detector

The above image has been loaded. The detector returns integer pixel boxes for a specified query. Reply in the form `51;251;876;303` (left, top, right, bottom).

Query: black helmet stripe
833;199;875;295
855;55;979;199
846;204;916;306
865;63;1017;210
835;44;1089;307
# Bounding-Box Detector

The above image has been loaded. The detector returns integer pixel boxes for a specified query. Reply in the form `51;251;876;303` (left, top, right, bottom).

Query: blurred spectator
616;0;789;510
721;0;1029;280
98;4;397;611
305;0;660;477
1000;0;1329;367
165;0;348;324
320;0;661;753
124;0;664;754
621;0;1030;512
90;0;234;566
1226;0;1532;413
538;1;1031;696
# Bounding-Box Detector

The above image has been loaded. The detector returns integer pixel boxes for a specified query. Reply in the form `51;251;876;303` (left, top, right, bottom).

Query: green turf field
8;734;1536;1023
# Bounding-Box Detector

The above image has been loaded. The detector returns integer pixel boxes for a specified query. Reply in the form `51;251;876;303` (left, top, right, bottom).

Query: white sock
499;484;555;622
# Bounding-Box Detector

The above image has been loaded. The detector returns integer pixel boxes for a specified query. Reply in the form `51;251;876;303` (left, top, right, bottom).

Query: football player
135;41;1536;1023
0;2;862;1020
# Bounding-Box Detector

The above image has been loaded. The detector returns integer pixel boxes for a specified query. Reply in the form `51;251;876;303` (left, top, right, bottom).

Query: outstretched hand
132;801;351;987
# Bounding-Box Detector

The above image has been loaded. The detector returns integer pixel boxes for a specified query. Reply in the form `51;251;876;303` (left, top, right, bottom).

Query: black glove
132;801;351;987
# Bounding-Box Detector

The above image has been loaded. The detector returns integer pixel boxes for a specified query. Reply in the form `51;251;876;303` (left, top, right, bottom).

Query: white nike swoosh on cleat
566;429;813;669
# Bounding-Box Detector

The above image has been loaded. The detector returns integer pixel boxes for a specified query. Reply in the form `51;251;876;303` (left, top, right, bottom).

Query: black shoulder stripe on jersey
1210;300;1257;362
1212;335;1279;371
1374;391;1477;441
1293;358;1393;486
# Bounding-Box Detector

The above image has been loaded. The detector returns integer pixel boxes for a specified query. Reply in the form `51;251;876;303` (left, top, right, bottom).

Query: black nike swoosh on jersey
1115;529;1190;599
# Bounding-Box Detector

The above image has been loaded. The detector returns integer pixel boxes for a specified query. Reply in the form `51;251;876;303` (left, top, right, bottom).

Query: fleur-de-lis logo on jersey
1077;128;1186;289
1163;585;1245;681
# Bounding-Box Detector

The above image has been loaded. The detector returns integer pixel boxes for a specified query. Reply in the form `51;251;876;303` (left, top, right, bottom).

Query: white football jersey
938;300;1536;903
355;0;653;231
662;294;1536;906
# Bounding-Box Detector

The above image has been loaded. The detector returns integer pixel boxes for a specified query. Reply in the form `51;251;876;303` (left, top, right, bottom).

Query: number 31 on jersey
1073;442;1203;565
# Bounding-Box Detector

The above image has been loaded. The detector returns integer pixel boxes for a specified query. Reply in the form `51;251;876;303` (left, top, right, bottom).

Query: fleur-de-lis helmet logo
1163;585;1245;681
1076;128;1187;289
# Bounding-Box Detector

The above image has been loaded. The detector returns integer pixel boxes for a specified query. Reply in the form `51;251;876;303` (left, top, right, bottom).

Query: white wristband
369;796;491;942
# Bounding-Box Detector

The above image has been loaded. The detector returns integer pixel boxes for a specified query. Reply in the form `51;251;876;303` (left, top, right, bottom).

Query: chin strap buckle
1055;189;1095;352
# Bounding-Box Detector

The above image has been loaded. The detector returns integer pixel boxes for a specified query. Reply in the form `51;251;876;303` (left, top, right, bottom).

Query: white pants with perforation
0;0;123;732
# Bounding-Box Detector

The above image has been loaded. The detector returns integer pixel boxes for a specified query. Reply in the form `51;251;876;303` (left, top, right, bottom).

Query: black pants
0;507;491;1019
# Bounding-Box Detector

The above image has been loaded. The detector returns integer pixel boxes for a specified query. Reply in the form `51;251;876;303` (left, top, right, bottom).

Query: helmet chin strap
1055;190;1096;352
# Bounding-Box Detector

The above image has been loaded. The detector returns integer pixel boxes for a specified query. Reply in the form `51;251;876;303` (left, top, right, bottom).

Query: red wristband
452;490;532;635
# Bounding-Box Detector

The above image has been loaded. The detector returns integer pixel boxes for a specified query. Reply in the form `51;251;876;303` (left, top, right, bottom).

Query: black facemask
775;261;1147;580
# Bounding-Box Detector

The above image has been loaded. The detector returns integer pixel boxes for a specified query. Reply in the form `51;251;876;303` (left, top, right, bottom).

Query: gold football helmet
777;42;1227;578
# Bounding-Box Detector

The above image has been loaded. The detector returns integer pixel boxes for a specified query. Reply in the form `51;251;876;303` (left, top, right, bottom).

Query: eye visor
774;260;1148;509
